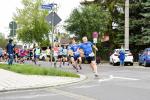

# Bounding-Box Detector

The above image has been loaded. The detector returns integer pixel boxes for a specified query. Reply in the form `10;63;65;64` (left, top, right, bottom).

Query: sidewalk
0;69;86;92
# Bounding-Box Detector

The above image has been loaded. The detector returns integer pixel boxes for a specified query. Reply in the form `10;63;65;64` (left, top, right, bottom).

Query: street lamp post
125;0;129;49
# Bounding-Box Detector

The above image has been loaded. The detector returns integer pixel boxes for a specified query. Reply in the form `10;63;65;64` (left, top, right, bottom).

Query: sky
0;0;81;36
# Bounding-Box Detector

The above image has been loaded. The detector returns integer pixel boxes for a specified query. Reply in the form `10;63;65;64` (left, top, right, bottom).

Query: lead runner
79;36;99;77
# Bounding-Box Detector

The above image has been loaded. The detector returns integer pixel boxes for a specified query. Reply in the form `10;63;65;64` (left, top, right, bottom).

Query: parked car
110;49;134;66
138;48;150;67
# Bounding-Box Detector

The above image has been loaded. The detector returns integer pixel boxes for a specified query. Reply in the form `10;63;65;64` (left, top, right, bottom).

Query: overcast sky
0;0;81;35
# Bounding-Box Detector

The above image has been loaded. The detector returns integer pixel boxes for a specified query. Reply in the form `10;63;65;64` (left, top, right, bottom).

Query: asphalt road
0;62;150;100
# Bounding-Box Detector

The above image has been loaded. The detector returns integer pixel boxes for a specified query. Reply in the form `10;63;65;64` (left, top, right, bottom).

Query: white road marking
99;75;140;82
50;89;97;100
112;76;139;81
98;75;113;82
99;77;113;82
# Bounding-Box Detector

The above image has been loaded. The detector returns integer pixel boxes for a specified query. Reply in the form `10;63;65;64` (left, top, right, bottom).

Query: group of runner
51;36;99;77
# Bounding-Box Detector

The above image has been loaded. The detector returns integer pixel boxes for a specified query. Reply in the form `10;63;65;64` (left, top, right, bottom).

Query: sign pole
51;11;54;65
41;3;61;66
13;21;14;39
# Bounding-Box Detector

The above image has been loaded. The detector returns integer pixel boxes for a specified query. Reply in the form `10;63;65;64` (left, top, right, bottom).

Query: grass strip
0;64;80;78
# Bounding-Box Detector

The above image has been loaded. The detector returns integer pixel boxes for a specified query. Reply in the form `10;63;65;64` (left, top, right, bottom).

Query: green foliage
13;0;51;45
130;0;150;45
40;39;50;47
65;4;111;41
141;0;150;44
89;1;125;46
100;0;150;46
104;0;125;46
0;64;80;78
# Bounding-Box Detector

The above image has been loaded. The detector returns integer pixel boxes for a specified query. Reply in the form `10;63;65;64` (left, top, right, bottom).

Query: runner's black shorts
73;55;80;61
86;56;95;64
58;55;63;59
47;55;50;58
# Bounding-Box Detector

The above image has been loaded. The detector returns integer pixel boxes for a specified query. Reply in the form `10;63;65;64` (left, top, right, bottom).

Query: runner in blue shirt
79;36;99;77
69;37;82;72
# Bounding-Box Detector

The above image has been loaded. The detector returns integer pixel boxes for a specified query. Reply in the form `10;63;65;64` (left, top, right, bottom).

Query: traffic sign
41;3;57;10
46;12;61;26
41;5;52;10
9;21;17;29
9;21;17;37
92;32;98;38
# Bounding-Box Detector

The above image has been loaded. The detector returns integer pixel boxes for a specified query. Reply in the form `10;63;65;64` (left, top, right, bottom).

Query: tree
130;1;142;45
130;0;150;45
82;0;125;47
65;4;111;41
99;0;125;46
141;0;150;44
97;0;150;47
13;0;51;45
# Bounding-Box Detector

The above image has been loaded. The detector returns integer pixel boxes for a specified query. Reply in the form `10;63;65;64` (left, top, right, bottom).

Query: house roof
60;38;70;45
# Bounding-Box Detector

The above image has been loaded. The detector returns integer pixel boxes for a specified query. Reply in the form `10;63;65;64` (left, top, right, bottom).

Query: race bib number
89;52;95;57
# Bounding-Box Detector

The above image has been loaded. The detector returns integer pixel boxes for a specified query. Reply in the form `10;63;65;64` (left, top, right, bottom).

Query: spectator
119;47;125;66
6;39;15;65
14;48;19;63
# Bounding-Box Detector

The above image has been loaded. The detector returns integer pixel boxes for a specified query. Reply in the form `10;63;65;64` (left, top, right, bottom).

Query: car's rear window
115;49;131;54
125;50;131;54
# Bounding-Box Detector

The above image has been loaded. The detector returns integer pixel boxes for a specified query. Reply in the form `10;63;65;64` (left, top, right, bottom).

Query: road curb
0;74;87;92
